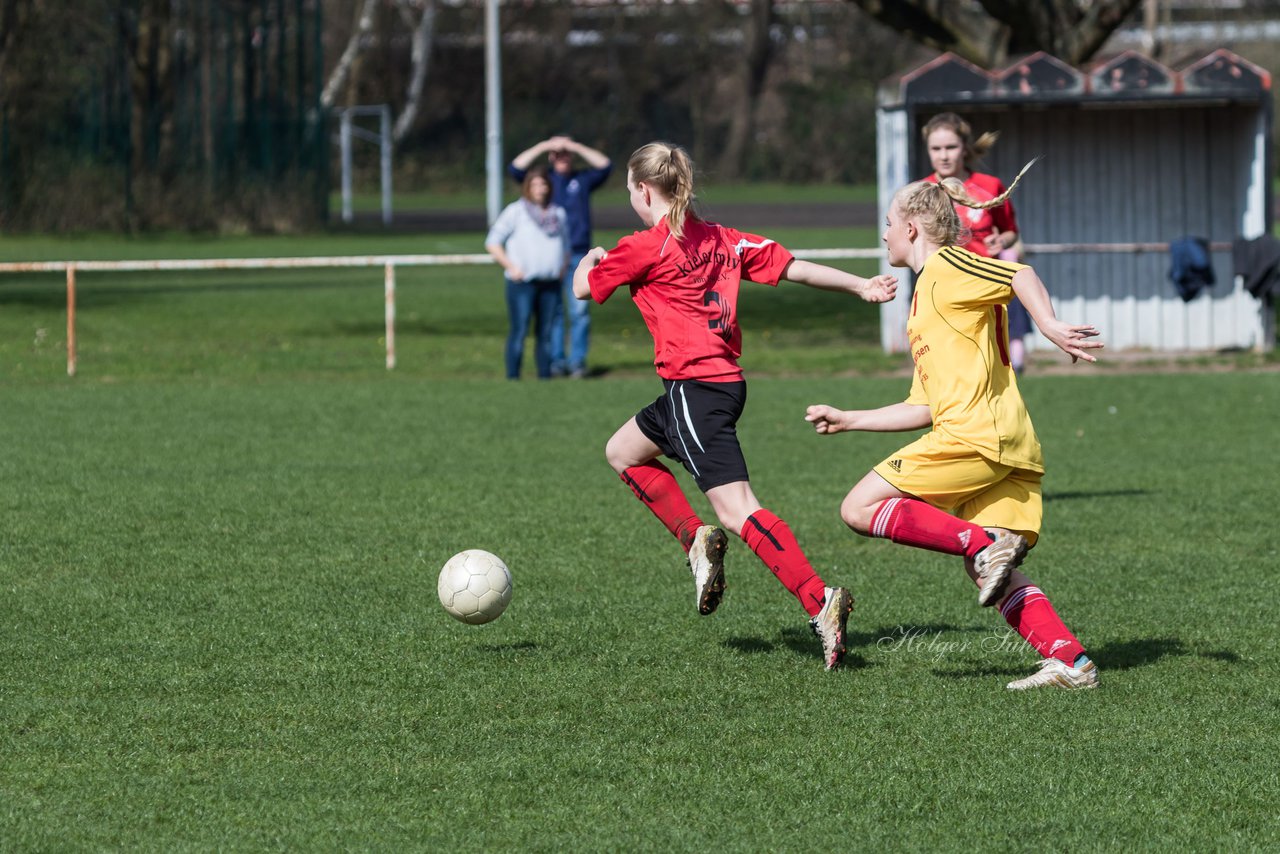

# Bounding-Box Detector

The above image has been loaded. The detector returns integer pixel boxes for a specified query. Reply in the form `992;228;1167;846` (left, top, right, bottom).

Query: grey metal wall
875;49;1273;355
957;104;1269;351
880;101;1269;353
876;108;911;353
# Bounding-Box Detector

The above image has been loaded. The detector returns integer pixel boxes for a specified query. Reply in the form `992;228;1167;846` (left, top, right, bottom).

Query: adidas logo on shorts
888;459;903;472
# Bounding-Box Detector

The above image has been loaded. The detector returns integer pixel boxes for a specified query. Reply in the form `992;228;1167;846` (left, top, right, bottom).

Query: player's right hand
805;404;847;435
861;274;898;303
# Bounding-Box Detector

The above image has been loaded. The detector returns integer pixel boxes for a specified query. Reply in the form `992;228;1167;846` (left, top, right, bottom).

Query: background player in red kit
921;112;1033;373
573;141;898;670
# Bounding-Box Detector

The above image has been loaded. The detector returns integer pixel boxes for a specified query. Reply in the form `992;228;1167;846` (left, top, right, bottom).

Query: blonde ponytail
894;158;1039;247
628;141;700;240
938;157;1040;210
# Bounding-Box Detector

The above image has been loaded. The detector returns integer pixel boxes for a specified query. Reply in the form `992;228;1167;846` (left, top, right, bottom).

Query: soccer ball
438;549;513;625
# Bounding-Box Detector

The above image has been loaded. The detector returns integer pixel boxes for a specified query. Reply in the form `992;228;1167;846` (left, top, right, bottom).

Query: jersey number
704;290;732;341
994;305;1010;367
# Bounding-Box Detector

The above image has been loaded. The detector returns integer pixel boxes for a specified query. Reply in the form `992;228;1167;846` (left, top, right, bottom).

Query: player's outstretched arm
572;247;606;300
1011;267;1105;363
783;260;898;303
805;402;931;435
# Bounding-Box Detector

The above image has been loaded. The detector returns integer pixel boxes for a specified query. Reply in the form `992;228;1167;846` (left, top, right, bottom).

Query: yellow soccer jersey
904;246;1044;472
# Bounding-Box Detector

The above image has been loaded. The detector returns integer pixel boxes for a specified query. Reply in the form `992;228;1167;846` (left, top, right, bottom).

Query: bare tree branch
846;0;1143;67
1063;0;1145;65
392;0;437;144
121;0;176;181
844;0;1008;66
717;0;776;178
0;0;21;85
320;0;378;109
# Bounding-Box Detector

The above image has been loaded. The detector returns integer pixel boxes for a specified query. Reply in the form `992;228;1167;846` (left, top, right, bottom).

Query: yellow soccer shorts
873;430;1043;546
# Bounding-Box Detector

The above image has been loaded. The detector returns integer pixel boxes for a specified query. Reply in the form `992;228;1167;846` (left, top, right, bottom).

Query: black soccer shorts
634;378;750;492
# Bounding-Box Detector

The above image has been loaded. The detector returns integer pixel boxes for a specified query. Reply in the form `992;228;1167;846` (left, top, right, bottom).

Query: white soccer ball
438;549;513;625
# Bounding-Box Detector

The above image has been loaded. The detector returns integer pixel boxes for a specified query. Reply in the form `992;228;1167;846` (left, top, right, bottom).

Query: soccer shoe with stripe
688;525;728;615
808;586;854;670
1006;657;1100;691
974;530;1028;608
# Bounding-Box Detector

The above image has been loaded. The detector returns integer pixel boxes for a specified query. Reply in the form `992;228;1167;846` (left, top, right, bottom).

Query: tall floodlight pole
485;0;503;226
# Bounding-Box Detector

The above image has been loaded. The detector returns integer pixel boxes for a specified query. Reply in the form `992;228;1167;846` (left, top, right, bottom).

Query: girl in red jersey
572;141;898;670
806;172;1105;690
922;112;1033;373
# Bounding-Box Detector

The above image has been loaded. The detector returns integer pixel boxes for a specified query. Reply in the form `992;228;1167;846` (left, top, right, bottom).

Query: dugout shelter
875;49;1274;354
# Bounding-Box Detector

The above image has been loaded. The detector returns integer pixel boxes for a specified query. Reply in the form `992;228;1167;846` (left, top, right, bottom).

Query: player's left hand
1040;319;1104;363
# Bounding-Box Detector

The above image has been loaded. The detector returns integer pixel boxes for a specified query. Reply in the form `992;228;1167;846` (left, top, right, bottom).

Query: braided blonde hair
628;141;700;240
895;159;1040;247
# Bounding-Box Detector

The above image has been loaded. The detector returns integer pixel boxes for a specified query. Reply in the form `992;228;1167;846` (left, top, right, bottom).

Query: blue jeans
549;251;591;373
505;277;562;379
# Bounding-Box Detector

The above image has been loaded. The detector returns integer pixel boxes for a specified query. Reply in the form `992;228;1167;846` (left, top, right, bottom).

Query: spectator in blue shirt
510;135;612;378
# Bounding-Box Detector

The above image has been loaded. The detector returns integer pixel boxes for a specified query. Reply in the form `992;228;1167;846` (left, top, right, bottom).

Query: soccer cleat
688;525;728;615
974;530;1028;607
808;586;854;670
1006;657;1100;691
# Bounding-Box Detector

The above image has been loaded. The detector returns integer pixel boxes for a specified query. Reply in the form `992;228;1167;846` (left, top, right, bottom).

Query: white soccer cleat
808;586;854;671
974;530;1028;607
688;525;728;615
1006;657;1100;691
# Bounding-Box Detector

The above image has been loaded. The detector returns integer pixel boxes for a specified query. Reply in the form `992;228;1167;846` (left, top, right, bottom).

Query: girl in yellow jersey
805;172;1104;691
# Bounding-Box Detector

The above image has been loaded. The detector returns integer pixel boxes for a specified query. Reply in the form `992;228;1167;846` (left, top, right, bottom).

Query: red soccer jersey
924;171;1018;257
587;218;794;381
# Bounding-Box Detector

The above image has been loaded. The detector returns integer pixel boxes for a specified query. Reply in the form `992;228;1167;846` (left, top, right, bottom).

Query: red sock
620;464;703;552
869;498;991;558
999;585;1085;664
740;509;827;616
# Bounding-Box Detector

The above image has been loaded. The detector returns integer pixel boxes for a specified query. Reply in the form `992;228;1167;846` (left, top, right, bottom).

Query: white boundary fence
0;249;882;377
0;242;1206;377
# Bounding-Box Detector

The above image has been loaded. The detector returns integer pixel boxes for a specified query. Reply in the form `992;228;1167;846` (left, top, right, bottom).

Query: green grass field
1;230;1279;849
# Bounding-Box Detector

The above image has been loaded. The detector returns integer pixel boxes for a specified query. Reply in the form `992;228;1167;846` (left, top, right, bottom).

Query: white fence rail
0;254;489;376
0;242;1197;377
0;250;881;377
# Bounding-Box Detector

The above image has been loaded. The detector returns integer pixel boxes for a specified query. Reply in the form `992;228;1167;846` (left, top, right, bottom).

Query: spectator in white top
485;168;570;380
510;135;612;378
